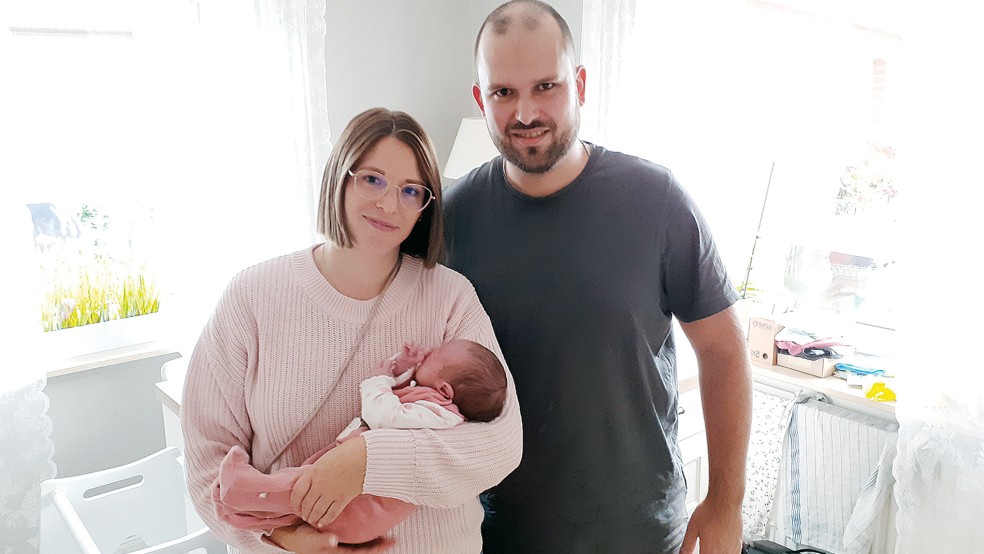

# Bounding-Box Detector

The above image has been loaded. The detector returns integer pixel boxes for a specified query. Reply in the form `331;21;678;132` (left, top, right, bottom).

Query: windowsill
45;341;179;378
38;312;182;378
751;362;896;416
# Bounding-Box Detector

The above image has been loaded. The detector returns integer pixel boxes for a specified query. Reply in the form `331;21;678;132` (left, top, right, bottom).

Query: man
443;1;752;553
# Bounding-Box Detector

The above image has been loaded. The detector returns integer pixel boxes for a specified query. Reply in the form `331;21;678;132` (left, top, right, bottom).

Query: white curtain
891;1;984;551
1;23;57;554
580;0;813;284
579;0;636;150
1;0;329;549
581;0;984;549
151;0;332;354
0;193;56;554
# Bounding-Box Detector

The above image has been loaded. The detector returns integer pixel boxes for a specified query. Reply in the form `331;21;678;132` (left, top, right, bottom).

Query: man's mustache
508;121;551;132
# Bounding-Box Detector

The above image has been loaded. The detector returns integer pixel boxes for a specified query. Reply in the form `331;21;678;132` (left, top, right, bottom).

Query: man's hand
679;496;743;554
290;435;367;530
269;523;394;553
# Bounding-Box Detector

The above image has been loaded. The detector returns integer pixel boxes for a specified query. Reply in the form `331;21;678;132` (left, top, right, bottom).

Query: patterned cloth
742;387;796;537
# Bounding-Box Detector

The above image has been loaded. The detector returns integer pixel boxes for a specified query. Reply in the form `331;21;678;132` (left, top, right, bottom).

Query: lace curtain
1;0;329;550
0;198;55;554
582;0;984;548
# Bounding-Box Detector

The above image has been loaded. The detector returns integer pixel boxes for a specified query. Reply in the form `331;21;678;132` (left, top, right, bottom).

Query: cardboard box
747;317;782;367
777;353;840;378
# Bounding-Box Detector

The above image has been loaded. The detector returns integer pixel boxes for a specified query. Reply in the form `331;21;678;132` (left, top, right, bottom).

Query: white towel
843;438;897;551
779;398;898;554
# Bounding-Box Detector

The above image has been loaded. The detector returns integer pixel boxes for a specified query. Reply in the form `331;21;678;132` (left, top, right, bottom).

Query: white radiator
777;397;898;554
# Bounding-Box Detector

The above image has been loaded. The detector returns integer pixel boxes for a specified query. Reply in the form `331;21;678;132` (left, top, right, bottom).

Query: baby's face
413;340;474;388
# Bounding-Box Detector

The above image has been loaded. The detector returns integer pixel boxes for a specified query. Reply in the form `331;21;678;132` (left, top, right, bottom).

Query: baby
211;339;507;545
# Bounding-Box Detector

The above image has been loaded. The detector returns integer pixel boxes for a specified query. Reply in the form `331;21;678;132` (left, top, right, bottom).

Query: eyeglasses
348;169;433;212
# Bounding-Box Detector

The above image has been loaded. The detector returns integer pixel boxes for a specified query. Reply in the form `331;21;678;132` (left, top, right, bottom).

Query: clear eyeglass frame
348;169;433;212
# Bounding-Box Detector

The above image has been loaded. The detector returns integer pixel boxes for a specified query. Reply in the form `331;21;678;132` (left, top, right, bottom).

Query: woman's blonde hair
317;107;444;267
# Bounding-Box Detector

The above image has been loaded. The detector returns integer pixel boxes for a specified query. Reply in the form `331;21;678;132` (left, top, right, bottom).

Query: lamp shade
443;117;500;179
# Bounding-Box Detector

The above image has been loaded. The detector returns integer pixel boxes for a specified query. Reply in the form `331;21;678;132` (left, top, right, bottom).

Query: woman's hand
290;434;368;529
269;523;394;553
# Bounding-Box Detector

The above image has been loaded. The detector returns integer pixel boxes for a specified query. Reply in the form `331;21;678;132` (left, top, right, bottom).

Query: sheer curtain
1;24;57;554
152;0;332;354
1;0;329;550
891;1;984;550
580;0;797;283
581;0;984;549
0;193;56;554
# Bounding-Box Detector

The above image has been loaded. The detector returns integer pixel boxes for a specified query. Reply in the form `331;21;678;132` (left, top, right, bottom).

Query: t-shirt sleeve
660;173;740;322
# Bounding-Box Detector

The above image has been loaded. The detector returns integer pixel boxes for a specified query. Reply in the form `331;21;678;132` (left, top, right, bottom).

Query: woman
181;107;522;553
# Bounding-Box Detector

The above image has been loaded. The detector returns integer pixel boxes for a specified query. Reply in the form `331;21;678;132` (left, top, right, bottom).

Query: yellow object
864;381;897;402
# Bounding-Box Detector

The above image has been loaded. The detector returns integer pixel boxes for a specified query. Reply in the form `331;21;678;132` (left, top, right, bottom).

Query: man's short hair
474;0;577;68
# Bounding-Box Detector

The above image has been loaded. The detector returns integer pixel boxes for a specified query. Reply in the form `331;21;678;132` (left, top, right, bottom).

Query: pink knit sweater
181;246;523;553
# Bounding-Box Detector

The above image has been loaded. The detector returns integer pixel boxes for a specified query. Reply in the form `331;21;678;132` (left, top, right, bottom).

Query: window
581;0;903;340
6;0;329;361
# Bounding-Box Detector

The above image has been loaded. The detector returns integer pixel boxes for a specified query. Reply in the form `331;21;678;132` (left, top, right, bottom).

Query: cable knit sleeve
180;279;287;553
360;276;523;507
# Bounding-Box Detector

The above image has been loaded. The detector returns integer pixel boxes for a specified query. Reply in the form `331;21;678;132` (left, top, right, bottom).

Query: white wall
324;0;583;181
324;1;475;178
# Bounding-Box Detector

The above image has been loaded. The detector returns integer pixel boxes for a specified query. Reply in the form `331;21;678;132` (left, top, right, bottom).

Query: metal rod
741;160;776;299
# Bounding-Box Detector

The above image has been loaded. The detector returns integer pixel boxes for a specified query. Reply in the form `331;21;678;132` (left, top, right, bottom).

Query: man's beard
494;115;580;174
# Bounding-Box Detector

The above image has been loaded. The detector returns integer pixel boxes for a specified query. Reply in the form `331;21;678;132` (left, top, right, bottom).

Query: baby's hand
392;341;431;375
387;342;431;387
370;357;395;378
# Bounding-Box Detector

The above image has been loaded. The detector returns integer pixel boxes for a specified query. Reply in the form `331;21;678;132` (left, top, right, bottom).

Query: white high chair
40;447;225;553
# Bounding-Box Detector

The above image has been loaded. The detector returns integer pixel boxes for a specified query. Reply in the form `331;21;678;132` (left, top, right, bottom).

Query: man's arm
678;305;752;554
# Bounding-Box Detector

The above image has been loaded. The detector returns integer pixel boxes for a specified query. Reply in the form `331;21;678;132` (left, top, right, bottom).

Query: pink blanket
212;428;414;545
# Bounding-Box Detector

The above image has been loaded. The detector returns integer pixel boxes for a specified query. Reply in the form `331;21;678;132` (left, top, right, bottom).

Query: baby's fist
392;341;429;374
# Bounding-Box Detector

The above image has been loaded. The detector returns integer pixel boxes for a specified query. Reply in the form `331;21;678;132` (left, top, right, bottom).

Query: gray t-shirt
444;145;738;553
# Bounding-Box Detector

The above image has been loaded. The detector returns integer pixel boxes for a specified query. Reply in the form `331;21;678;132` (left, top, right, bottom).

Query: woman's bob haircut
317;107;444;267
